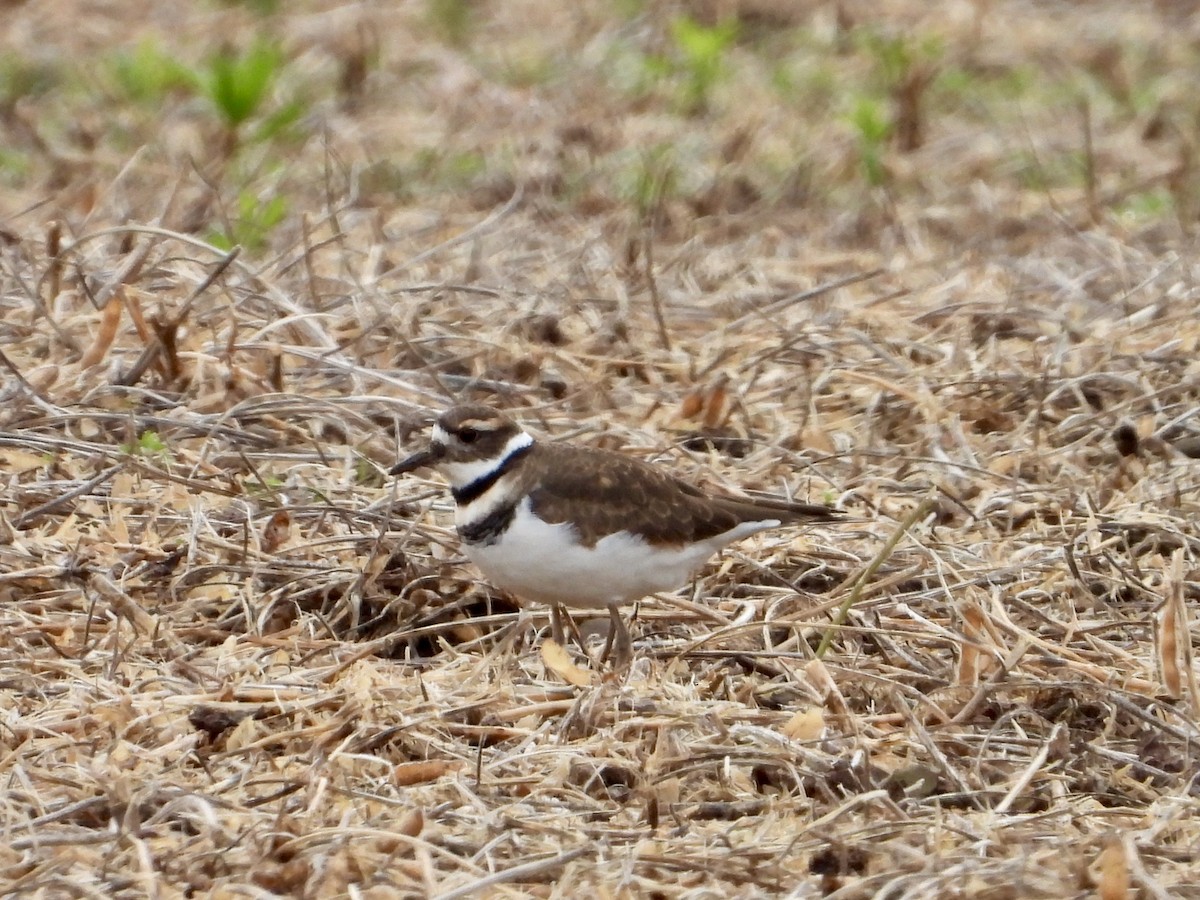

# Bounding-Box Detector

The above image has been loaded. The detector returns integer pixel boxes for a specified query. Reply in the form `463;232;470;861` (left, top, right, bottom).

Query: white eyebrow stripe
441;430;533;491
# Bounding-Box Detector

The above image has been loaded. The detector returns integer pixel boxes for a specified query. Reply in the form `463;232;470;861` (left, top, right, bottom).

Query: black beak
389;445;440;476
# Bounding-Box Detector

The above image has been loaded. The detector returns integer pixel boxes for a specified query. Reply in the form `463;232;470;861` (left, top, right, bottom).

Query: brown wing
525;443;835;547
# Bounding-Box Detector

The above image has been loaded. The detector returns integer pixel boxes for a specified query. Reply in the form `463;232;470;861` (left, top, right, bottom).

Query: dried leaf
1158;551;1183;699
120;285;152;344
393;808;424;838
679;388;704;419
224;714;260;752
782;706;825;741
804;659;848;717
541;638;595;686
702;375;730;430
392;761;457;787
79;296;123;368
0;449;50;473
1092;833;1130;900
680;374;732;428
262;510;292;554
958;603;982;685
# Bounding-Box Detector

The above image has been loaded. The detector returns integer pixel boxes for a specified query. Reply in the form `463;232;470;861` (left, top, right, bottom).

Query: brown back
521;442;836;547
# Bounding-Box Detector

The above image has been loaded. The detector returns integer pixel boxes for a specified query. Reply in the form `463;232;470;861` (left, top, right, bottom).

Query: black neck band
451;441;533;506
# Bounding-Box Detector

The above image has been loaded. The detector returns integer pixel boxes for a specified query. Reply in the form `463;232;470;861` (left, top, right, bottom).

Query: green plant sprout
667;15;739;115
205;39;282;128
208;188;289;253
202;38;306;153
848;96;892;187
121;430;173;462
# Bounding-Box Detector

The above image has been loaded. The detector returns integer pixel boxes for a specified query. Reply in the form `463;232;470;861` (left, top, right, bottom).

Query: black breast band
458;501;518;546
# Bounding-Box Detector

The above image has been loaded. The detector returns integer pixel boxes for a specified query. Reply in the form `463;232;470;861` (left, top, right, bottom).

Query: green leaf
668;15;739;114
211;188;289;253
848;98;892;186
206;40;283;128
849;97;891;144
121;430;172;461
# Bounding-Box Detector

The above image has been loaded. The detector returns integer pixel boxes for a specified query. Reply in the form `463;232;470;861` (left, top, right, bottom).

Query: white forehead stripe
432;424;452;445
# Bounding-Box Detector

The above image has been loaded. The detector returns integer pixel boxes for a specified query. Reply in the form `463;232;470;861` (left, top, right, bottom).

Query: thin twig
13;463;125;529
817;493;935;658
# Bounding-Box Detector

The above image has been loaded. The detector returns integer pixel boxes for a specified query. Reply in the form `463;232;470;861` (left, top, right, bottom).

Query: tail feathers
715;493;840;524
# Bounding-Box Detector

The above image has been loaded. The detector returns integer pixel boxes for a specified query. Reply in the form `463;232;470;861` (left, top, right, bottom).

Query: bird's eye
458;427;479;444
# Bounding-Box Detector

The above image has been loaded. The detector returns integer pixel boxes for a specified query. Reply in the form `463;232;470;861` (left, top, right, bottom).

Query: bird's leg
550;602;567;646
603;604;633;669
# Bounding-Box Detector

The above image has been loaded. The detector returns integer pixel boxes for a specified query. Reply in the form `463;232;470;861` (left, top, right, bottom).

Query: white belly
459;498;778;610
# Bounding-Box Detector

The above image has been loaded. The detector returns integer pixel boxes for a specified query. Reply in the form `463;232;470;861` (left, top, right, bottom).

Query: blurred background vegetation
2;0;1196;259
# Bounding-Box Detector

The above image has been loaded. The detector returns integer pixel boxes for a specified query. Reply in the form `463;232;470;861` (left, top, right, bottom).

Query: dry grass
2;1;1200;897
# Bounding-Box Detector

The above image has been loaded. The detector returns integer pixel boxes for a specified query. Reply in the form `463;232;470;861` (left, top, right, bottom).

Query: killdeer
390;404;839;665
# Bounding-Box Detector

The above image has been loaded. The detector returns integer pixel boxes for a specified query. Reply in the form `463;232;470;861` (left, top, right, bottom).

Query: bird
390;404;839;666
